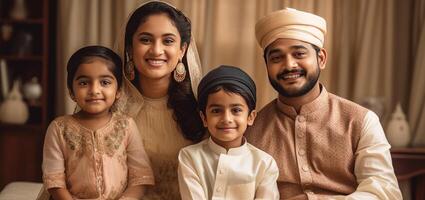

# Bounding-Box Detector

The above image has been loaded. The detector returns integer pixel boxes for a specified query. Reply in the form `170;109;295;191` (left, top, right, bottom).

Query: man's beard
268;65;320;98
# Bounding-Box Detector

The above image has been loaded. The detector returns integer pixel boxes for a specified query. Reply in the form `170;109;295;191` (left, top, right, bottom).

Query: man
246;8;402;199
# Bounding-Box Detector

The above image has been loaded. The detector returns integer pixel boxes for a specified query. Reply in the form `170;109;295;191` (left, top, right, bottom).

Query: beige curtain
410;0;425;147
57;0;145;114
57;0;425;148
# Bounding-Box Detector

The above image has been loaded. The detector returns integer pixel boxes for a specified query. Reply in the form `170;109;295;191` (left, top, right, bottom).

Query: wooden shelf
391;147;425;154
0;55;43;61
0;123;43;132
0;18;44;24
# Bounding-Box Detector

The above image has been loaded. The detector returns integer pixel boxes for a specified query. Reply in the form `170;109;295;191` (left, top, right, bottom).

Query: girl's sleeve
42;120;67;189
126;118;155;186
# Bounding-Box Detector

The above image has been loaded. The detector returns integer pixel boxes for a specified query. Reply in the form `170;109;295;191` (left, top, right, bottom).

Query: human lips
146;58;167;67
86;98;104;103
217;126;237;132
278;69;306;80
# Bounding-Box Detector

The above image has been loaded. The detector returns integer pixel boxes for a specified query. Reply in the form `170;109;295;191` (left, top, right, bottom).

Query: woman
114;1;205;199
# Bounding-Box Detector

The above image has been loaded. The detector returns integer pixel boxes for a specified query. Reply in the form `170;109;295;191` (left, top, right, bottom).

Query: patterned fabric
133;96;192;200
246;86;402;199
42;114;154;199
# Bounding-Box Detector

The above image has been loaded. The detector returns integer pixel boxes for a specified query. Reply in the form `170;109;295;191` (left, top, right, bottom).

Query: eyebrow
75;75;115;80
267;45;309;56
207;103;244;108
138;32;177;38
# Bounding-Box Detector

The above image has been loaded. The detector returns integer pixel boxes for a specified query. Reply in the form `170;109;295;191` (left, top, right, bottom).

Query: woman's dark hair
67;45;123;94
198;83;256;114
124;1;205;142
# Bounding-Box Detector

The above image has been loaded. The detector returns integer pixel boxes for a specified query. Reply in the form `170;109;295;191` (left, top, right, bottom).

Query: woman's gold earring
125;60;135;80
174;60;186;82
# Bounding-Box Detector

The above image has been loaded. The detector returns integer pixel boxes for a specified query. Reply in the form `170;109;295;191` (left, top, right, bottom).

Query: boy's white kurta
178;137;279;200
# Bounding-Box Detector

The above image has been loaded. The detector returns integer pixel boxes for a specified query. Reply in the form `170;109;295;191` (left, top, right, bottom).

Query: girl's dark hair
67;45;123;94
198;83;256;115
124;1;205;142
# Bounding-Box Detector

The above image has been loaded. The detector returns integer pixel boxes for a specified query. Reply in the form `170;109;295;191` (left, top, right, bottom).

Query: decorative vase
0;80;29;124
386;103;410;147
10;0;28;20
23;76;42;105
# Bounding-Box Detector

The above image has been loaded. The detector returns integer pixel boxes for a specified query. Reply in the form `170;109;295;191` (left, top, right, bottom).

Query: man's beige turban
255;8;327;49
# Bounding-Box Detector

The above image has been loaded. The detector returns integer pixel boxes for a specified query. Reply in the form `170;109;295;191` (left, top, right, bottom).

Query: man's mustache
277;69;306;79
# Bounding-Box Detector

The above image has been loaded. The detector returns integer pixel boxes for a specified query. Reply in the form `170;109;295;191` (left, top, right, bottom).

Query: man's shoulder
327;92;369;113
257;99;279;116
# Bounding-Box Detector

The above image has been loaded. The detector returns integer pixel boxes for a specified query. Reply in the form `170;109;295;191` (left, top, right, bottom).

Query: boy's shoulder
180;138;209;153
246;142;276;163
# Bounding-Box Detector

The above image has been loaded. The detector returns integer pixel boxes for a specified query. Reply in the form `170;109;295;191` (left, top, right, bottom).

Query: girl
42;46;154;200
114;1;205;198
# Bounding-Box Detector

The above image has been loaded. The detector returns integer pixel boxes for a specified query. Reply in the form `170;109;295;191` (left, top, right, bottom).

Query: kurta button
298;116;305;122
297;133;304;137
216;187;223;192
302;165;309;172
298;149;306;156
218;169;224;174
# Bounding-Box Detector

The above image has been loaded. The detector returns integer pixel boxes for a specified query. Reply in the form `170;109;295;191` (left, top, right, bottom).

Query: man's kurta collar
276;84;329;119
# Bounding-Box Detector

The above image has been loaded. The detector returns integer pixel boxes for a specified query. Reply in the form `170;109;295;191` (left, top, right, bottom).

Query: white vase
0;80;29;124
23;76;42;104
385;103;410;147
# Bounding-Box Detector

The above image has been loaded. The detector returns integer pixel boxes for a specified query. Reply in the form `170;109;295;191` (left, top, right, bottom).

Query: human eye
139;36;152;44
293;51;307;58
268;53;283;63
209;107;221;114
100;79;112;86
232;107;243;114
163;37;175;46
77;79;88;86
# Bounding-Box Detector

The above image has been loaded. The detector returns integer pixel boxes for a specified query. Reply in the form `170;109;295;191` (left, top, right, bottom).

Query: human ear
68;89;76;102
115;89;121;100
199;111;208;127
247;110;257;126
318;48;327;70
180;42;188;59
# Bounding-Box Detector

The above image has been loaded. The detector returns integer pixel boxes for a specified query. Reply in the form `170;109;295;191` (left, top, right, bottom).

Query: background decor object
23;76;42;105
0;59;9;100
9;0;28;20
0;24;13;54
386;103;411;147
11;31;33;56
0;79;29;124
360;97;386;120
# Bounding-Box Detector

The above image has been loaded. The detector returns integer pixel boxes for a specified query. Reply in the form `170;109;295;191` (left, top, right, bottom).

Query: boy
178;65;279;200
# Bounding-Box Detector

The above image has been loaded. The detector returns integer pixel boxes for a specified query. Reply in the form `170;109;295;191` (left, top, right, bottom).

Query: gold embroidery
58;118;92;158
103;117;127;157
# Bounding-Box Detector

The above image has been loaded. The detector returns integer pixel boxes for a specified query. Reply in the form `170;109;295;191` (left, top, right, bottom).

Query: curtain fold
409;5;425;146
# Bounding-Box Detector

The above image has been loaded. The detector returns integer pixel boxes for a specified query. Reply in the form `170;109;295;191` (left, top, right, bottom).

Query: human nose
221;110;233;123
150;41;164;56
89;82;101;95
284;56;298;69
